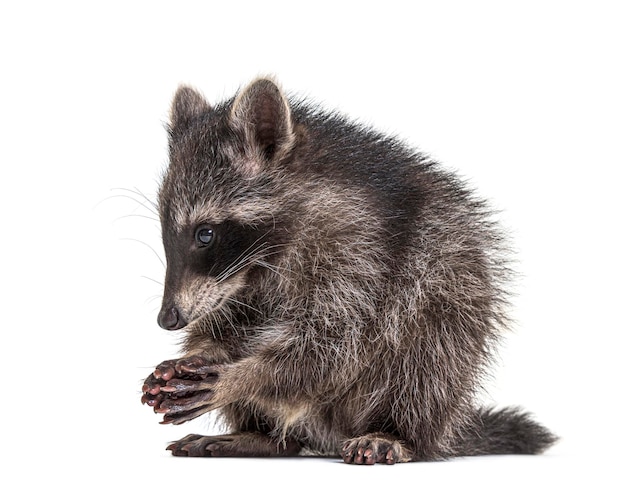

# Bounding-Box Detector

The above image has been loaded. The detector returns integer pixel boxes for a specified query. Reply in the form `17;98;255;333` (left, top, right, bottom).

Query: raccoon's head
156;78;296;330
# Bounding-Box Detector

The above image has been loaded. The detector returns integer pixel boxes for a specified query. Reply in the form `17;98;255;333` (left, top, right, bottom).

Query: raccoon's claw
341;434;412;465
153;359;178;381
161;407;211;425
141;389;165;407
154;386;215;414
167;434;256;456
154;356;219;381
166;434;220;456
166;433;302;457
141;356;222;423
159;377;218;395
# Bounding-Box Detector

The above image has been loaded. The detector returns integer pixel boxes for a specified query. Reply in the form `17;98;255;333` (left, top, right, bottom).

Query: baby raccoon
141;77;555;464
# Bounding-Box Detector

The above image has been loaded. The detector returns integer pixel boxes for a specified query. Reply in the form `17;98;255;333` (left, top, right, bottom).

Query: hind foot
167;432;302;458
342;433;413;465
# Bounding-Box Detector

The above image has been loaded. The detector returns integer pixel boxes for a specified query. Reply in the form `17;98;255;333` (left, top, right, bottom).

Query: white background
1;1;624;497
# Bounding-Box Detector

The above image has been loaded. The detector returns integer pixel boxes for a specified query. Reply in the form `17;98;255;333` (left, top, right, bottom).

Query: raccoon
141;77;556;464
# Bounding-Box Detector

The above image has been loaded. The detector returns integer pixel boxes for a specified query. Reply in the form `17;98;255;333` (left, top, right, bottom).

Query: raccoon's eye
195;226;215;247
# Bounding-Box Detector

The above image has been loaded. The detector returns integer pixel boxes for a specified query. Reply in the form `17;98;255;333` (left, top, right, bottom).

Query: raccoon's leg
341;433;413;465
141;355;221;425
166;432;302;457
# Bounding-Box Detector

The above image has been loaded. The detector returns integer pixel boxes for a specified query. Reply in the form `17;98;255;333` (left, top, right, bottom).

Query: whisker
217;251;266;282
101;191;158;218
146;294;162;304
226;297;263;316
205;314;218;340
218;306;239;337
216;232;272;282
141;275;164;286
216;245;268;282
121;238;166;268
217;244;291;284
216;246;266;282
254;259;290;279
112;187;159;214
114;213;159;223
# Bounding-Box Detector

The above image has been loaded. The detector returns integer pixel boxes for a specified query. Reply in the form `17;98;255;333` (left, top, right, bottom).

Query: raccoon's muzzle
158;306;188;330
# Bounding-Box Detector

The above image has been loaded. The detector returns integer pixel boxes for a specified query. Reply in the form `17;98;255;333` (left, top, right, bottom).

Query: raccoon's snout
157;306;188;331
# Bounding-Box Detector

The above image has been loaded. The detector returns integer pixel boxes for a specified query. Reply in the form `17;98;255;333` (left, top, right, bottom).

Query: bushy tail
453;407;557;457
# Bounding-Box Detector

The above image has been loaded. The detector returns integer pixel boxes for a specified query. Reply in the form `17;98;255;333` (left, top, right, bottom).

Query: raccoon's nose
157;306;188;330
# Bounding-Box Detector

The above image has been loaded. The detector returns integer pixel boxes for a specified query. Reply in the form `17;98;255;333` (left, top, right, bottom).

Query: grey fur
141;77;556;464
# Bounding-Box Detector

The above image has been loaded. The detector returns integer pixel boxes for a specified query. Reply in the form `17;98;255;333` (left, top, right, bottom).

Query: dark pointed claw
160;377;218;395
155;389;214;414
160;406;213;425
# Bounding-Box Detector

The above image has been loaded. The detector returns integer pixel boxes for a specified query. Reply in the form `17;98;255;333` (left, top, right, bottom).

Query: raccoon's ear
230;78;295;170
170;86;211;129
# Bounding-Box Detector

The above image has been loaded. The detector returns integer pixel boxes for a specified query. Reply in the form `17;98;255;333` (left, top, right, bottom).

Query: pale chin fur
185;294;228;329
183;274;246;328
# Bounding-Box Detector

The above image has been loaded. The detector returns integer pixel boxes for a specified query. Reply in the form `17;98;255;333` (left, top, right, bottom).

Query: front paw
141;356;222;424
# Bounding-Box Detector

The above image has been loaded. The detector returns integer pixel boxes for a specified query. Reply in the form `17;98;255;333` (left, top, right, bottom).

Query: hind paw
341;434;412;465
166;432;301;458
167;434;237;457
